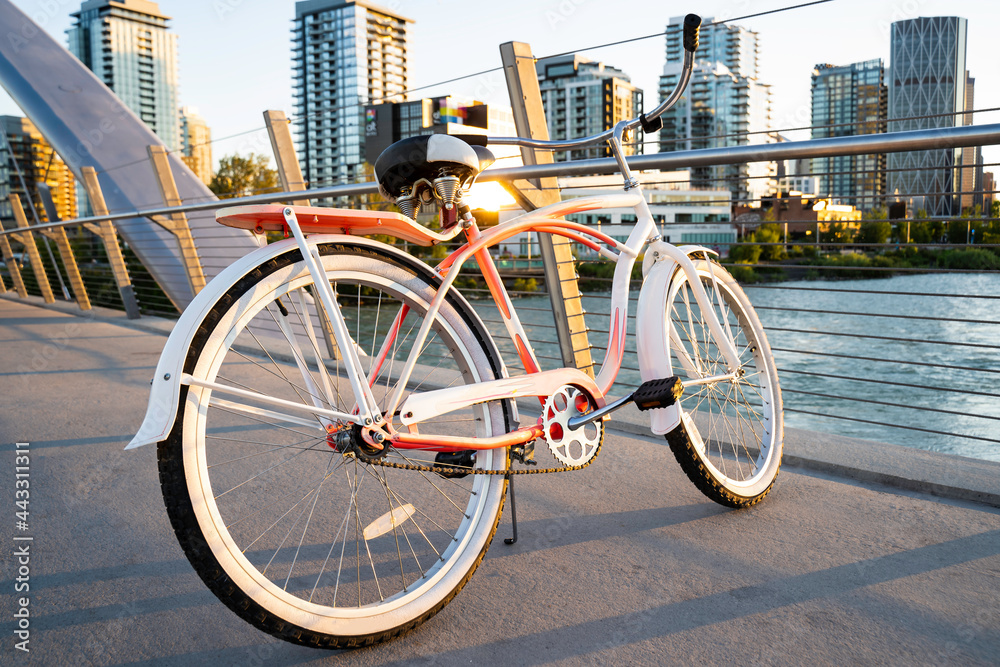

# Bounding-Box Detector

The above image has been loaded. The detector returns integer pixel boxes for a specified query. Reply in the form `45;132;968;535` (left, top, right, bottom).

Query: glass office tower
888;16;969;216
810;60;887;210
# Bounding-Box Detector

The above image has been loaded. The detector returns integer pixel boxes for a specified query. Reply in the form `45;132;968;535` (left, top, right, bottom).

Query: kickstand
504;473;518;545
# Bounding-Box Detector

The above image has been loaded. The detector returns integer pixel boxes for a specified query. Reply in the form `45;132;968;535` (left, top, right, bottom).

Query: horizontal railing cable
783;388;1000;422
765;327;1000;350
783;409;1000;445
745;285;1000;300
727;265;1000;276
772;347;1000;374
779;369;1000;399
758;306;1000;326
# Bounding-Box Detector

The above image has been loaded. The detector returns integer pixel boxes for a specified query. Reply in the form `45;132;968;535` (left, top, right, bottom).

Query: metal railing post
146;145;207;296
8;194;54;303
500;41;594;376
80;167;141;319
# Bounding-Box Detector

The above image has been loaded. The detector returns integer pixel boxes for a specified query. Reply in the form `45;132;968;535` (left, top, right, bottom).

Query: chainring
542;386;603;466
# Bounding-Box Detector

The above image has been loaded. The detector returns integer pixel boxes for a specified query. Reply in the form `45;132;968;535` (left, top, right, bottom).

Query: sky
2;0;998;168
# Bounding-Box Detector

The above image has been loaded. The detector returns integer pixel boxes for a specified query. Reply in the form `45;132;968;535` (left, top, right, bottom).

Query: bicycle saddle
375;135;495;217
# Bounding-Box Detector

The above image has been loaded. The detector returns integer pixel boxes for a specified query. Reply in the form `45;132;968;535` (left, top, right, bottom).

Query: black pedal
434;450;476;478
632;377;684;411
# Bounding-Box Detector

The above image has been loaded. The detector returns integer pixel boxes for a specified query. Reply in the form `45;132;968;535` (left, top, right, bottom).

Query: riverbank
726;245;1000;283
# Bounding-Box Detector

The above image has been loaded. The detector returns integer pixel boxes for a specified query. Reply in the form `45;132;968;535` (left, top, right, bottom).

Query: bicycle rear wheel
664;258;783;507
157;242;510;648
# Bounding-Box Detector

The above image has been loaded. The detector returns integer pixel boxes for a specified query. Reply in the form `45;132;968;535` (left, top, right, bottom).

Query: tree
209;153;280;199
864;206;888;220
756;223;786;261
910;221;932;244
947;218;969;244
822;222;855;244
857;221;891;245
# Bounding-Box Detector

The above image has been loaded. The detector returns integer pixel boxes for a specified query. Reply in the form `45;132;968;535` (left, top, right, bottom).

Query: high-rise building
293;0;412;193
1;116;78;229
810;60;887;210
658;17;774;206
888;16;969;216
364;96;516;164
68;0;180;151
534;55;643;162
982;171;995;211
958;73;980;212
180;107;213;185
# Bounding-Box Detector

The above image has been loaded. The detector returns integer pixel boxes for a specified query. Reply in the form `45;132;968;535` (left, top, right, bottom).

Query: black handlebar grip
683;14;701;53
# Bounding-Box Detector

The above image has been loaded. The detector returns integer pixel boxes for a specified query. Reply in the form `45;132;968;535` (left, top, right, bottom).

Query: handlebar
489;14;701;152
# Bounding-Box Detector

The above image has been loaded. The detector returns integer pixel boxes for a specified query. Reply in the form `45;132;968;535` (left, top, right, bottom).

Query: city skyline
1;0;998;177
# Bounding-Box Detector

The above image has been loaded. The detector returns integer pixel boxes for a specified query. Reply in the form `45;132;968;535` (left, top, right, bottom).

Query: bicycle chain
361;437;604;476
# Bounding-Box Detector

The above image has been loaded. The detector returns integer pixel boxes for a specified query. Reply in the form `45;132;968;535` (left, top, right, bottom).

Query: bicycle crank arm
567;377;684;430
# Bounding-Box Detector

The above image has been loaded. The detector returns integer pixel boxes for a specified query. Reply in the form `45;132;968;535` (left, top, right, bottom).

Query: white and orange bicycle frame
273;179;743;453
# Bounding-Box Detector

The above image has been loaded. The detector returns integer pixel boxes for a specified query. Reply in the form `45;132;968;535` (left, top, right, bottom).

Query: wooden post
263;110;341;360
264;110;311;206
147;145;207;296
80;167;141;318
8;194;55;303
500;41;594;376
36;226;90;310
0;233;27;298
34;184;89;309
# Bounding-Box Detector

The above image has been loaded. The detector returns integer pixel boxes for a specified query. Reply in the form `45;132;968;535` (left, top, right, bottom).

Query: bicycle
128;14;782;649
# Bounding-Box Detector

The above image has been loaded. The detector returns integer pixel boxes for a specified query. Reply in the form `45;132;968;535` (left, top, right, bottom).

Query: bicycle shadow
485;501;727;558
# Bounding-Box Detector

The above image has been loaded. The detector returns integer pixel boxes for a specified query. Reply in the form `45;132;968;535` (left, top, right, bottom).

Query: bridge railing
2;122;999;459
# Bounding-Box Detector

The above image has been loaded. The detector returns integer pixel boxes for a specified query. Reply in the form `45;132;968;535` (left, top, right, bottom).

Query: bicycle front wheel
664;258;783;507
157;242;511;648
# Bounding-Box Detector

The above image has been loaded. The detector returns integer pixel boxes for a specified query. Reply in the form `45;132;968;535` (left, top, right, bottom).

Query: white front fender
635;243;715;435
126;234;429;449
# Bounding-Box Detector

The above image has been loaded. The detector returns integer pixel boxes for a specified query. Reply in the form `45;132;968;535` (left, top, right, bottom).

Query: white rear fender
126;234;431;449
635;243;715;435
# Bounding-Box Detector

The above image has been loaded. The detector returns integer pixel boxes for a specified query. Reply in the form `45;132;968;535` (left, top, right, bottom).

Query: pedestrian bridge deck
1;295;998;664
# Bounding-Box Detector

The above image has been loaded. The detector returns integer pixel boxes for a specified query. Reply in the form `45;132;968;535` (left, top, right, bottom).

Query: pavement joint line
6;292;1000;509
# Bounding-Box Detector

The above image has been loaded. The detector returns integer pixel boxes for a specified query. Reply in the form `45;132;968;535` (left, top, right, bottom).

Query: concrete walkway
1;295;999;665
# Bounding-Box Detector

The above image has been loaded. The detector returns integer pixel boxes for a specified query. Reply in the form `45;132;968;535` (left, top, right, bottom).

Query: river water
472;272;1000;462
